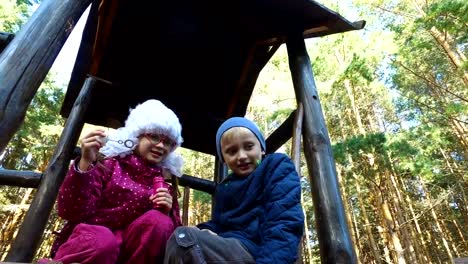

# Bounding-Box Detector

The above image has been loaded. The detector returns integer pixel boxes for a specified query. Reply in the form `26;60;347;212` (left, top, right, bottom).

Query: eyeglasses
143;133;177;149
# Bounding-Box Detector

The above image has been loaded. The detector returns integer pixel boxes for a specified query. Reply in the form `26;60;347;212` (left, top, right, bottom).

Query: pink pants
53;210;175;264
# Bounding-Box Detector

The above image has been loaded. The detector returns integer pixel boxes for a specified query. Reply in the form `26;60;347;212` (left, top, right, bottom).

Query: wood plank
0;0;92;153
0;169;41;188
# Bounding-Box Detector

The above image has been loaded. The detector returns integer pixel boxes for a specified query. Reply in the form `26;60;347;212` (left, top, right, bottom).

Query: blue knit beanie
216;117;266;161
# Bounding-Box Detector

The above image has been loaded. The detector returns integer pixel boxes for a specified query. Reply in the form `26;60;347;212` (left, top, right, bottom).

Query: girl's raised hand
78;129;106;171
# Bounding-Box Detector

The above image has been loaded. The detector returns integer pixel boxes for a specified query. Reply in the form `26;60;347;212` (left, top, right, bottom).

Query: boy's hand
150;188;172;214
79;129;106;171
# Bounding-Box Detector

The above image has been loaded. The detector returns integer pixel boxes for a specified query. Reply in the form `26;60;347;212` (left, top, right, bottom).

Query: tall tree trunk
335;111;363;262
386;172;416;263
440;219;460;257
0;211;14;256
376;185;406;264
440;148;463;177
350;201;362;261
427;27;468;84
399;178;431;263
367;110;378;132
430;85;468;149
418;72;468;149
423;186;454;261
425;226;443;263
344;79;366;134
354;176;381;264
409;0;468;84
457;183;468;225
376;224;393;264
337;168;361;262
451;219;466;252
0;188;32;259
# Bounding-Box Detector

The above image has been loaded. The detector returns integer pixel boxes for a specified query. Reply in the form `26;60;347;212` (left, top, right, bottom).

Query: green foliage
342;54;374;85
192;189;211;206
0;79;65;170
333;133;387;166
418;0;468;44
0;0;35;32
387;125;464;187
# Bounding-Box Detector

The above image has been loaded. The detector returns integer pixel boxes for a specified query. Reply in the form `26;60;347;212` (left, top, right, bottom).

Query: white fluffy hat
99;99;184;176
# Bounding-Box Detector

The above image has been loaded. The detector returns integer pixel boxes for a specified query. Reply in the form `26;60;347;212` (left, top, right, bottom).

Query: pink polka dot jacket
51;154;182;256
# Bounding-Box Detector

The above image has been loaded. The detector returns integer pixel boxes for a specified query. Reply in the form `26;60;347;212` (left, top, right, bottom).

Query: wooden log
286;34;357;263
182;186;190;226
291;103;304;264
5;77;95;262
227;43;280;116
178;174;216;194
291;103;303;170
61;1;99;118
0;0;92;153
265;109;296;154
0;169;41;188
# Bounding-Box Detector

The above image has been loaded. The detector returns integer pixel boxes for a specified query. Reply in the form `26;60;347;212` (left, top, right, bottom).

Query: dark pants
164;226;255;264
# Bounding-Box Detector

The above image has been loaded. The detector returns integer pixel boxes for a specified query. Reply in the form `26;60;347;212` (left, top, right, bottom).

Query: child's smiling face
220;127;263;177
136;134;173;164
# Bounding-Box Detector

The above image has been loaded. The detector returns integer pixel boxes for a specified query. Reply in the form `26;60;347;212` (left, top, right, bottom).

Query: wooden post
291;103;303;171
212;157;226;215
182;186;191;226
5;76;95;262
291;103;304;264
286;34;357;263
0;0;92;153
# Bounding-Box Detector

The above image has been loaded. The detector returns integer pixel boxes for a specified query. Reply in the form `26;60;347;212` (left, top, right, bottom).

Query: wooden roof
60;0;365;155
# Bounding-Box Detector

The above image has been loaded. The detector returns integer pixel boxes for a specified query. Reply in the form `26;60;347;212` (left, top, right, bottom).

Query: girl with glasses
39;99;184;264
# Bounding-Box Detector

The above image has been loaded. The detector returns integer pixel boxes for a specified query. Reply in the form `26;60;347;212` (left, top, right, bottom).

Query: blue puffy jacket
198;153;304;263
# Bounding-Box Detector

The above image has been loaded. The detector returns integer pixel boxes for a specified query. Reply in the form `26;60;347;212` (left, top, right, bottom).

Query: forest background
0;0;466;263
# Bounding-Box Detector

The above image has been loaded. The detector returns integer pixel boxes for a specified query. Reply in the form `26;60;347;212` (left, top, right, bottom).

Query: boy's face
220;127;263;177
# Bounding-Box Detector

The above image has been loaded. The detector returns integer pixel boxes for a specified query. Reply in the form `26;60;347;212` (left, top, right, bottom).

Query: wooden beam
286;33;356;263
211;156;227;216
290;104;305;264
0;0;93;153
256;20;366;47
178;174;216;195
61;0;100;118
0;170;41;188
5;76;95;262
265;110;296;154
226;43;280;117
291;104;303;171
